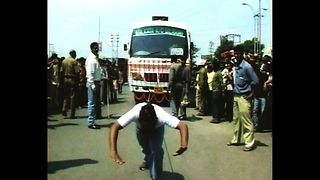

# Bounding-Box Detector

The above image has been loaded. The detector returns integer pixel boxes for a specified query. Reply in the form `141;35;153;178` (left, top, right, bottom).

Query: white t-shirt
117;102;180;129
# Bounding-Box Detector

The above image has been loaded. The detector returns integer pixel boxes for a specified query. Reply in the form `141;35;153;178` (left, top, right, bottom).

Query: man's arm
109;122;125;165
173;121;189;156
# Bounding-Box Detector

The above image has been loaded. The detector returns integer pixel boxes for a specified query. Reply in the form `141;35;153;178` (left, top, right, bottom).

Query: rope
163;138;174;173
147;90;151;103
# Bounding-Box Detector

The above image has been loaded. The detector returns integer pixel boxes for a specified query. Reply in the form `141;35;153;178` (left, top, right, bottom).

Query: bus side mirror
191;42;194;49
124;44;128;51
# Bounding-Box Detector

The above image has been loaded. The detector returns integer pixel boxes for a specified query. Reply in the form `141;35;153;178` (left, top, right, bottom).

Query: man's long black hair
139;102;158;134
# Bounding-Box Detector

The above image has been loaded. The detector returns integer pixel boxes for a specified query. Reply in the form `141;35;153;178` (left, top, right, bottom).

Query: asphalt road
47;85;272;180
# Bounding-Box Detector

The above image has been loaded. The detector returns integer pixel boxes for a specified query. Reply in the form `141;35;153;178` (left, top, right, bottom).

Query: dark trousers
211;90;223;120
224;90;234;121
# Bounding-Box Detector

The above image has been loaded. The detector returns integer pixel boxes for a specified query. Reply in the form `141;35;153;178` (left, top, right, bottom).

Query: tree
213;36;234;59
242;38;265;55
213;37;265;59
242;39;255;54
191;43;200;60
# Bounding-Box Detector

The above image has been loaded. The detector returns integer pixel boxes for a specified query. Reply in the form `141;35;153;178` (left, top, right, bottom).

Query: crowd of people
47;42;272;180
48;43;272;132
192;46;272;153
192;46;272;131
47;45;124;121
165;45;272;153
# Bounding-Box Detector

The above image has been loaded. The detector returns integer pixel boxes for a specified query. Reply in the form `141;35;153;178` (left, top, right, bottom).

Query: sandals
139;161;148;171
243;145;256;152
227;141;256;151
226;142;240;146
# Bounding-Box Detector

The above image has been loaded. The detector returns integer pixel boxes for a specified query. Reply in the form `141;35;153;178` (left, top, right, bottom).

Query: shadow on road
186;114;203;122
76;115;88;119
109;99;127;104
71;115;121;120
48;158;98;174
99;122;114;128
47;107;63;116
47;123;79;129
255;140;269;147
160;171;185;180
47;118;58;122
106;114;121;119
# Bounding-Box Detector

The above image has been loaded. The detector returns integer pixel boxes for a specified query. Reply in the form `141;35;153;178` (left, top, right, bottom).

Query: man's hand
243;92;253;100
172;146;187;156
110;152;125;165
91;84;96;91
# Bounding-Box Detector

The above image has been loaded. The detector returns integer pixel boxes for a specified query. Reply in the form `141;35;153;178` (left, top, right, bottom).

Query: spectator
60;50;79;119
227;45;259;151
85;42;102;129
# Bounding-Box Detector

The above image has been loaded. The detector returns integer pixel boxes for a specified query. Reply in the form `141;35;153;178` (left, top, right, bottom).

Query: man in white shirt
109;102;189;180
85;42;102;129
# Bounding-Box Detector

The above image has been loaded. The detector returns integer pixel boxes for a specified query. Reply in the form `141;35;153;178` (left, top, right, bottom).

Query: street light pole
241;2;257;55
242;1;267;58
258;0;261;59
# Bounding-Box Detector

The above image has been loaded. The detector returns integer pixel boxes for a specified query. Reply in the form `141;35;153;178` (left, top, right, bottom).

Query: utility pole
242;1;267;57
257;0;268;59
98;17;102;53
242;2;257;55
49;43;54;57
111;34;119;63
257;0;261;59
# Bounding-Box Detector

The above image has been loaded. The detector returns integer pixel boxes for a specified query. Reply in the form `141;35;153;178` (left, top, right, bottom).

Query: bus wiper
148;51;162;55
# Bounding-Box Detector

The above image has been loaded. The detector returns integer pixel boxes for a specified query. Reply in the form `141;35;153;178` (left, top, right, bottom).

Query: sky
47;0;272;59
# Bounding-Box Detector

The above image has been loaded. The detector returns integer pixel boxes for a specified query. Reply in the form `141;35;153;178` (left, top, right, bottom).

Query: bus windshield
130;26;188;58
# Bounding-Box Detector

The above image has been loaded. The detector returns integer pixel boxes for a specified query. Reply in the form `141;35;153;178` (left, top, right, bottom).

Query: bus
124;16;192;104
